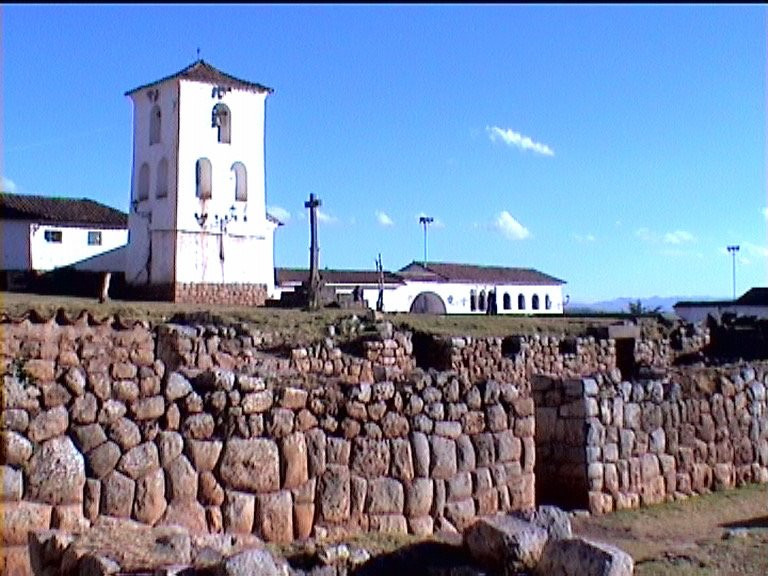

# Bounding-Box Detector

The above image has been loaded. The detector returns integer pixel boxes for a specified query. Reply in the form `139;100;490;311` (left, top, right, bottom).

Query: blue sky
3;5;767;303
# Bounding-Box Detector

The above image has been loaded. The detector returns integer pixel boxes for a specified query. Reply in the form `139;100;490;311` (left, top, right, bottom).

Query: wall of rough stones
532;365;768;515
1;318;536;574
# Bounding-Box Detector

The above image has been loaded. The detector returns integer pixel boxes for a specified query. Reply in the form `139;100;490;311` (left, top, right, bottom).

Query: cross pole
305;193;322;310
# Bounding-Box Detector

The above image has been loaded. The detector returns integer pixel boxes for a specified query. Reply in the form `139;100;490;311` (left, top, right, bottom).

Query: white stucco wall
1;220;31;270
126;74;275;294
26;224;127;272
675;304;768;323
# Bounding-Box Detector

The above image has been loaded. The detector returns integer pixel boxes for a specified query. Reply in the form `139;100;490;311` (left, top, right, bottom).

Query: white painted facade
125;62;278;294
674;303;768;323
1;219;128;272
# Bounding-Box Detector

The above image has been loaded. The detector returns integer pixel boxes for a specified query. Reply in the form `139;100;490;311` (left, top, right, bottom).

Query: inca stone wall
532;366;768;515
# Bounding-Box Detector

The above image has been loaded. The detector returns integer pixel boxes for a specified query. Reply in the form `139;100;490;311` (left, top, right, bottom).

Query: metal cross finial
305;193;323;310
419;215;434;267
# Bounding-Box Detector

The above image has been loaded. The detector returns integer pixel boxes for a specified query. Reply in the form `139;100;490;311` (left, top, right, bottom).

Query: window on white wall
149;105;162;145
232;162;247;201
479;290;486;311
503;293;511;310
545;294;552;310
532;294;540;310
470;290;477;311
138;163;150;201
156;157;169;198
44;230;63;243
518;294;526;310
196;158;212;199
212;103;231;144
87;231;102;245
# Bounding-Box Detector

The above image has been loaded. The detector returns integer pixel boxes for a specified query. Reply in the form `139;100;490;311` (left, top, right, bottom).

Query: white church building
123;59;279;304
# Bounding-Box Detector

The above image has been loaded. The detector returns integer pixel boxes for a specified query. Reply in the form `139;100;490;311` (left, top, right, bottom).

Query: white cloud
2;176;17;193
635;227;656;243
663;230;695;245
574;233;596;243
743;242;768;258
494;211;530;240
376;211;394;226
762;207;768;220
486;126;554;157
266;205;291;223
317;209;338;224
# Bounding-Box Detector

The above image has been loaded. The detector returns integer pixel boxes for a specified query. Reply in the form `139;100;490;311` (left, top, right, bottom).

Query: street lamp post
727;245;740;300
419;216;434;266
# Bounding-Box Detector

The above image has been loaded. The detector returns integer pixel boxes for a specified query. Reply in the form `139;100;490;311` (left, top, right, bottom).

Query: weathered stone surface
184;439;223;472
22;359;55;382
267;408;295;437
130;396;165;420
370;514;408;534
219;438;280;493
318;465;351;523
26;435;86;505
447;471;473;502
87;440;122;480
254;490;293;543
1;501;52;545
156;431;184;466
222;491;255;534
294;502;315;539
382;412;410;438
535;537;634;576
280;386;308;409
101;471;135;518
182;413;215;440
430;436;457;479
306;428;327;477
165;454;198;502
411;432;430;477
108;417;142;451
220;548;286;576
133;467;166;525
465;515;548;573
71;392;99;424
367;478;404;515
1;431;33;467
351;438;390;478
159;500;207;533
281;432;309;489
165;372;193;401
28;406;69;443
52;504;90;532
0;409;29;432
1;465;23;501
473;433;495;467
118;442;160;480
404;478;433;517
408;515;434;537
444;498;476;532
98;399;127;425
198;470;225;506
242;390;273;414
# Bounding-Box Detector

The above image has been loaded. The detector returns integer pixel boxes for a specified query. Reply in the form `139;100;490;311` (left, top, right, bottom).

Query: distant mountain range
567;295;726;313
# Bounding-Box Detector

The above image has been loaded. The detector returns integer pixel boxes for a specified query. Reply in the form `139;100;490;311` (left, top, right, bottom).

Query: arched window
138;163;150;201
478;290;486;311
149;105;161;145
232;162;247;202
503;293;511;310
470;290;477;311
156;157;168;198
196;158;212;199
545;294;552;310
212;103;231;144
532;294;540;310
518;294;526;310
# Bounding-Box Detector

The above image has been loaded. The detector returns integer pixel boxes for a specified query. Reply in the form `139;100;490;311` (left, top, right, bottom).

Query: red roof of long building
0;193;128;228
398;261;566;285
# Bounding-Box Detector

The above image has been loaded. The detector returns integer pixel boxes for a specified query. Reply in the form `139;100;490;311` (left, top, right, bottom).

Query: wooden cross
305;193;322;310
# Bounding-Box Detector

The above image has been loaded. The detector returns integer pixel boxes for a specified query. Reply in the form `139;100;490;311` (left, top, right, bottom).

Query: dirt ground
571;484;768;576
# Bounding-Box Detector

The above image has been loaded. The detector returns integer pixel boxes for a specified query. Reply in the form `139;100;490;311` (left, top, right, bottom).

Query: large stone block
411;432;430;477
101;470;135;518
305;428;327;478
0;501;52;545
535;537;634;576
165;454;198;502
390;438;414;481
156;431;184;467
134;467;166;525
254;491;293;543
281;432;309;489
28;406;69;443
222;491;255;534
456;435;476;472
351;438;390;479
404;478;433;517
430;436;457;479
0;431;33;467
318;465;350;523
159;500;207;533
464;515;548;573
219;438;280;493
184;439;223;472
118;442;160;480
444;498;475;532
1;465;23;501
366;478;404;515
220;548;286;576
26;436;86;505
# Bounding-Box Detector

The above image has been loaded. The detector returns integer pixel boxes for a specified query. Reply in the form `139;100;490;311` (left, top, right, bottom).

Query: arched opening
470;290;477;311
410;292;447;315
503;293;511;310
196;158;212;199
545;294;552;310
478;290;486;311
532;294;540;310
212;103;231;144
149;105;161;145
232;162;247;202
518;294;526;310
138;163;150;201
156;157;168;198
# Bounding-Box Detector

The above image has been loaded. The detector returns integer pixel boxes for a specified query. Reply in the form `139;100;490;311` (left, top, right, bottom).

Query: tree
627;299;661;315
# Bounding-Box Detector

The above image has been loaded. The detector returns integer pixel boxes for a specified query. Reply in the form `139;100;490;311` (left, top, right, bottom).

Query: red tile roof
398;261;566;285
126;60;273;96
0;193;128;228
276;268;404;286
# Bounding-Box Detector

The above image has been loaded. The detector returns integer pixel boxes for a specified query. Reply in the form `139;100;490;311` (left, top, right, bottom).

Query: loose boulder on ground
464;514;549;573
535;537;634;576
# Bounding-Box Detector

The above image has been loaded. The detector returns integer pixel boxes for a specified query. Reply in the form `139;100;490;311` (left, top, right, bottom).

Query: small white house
124;59;280;302
674;288;768;323
275;261;567;315
0;193;128;287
